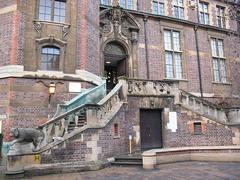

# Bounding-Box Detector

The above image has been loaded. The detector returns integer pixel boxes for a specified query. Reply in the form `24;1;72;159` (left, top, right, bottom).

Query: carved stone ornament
34;21;42;34
8;128;44;155
62;25;70;37
100;5;140;38
100;18;112;35
109;5;124;24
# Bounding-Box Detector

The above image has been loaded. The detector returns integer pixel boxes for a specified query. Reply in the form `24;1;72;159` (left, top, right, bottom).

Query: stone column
131;30;138;78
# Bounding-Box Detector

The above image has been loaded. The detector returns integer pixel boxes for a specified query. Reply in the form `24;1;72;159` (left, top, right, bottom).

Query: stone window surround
211;38;227;83
208;35;229;84
161;26;187;81
36;0;70;24
216;5;226;28
172;0;185;19
113;123;120;138
119;0;137;10
193;122;202;135
36;37;67;72
199;1;210;25
152;0;165;15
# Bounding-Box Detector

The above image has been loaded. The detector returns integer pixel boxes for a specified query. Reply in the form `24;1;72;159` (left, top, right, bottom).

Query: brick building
0;0;240;173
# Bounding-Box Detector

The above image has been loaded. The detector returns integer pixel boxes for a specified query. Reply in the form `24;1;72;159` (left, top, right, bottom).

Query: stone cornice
100;5;239;36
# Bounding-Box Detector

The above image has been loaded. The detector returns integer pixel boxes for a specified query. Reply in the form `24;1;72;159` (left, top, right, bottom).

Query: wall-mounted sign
69;82;81;93
167;112;178;132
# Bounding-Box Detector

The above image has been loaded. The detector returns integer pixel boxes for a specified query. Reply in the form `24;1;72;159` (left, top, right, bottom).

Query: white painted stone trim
0;65;103;85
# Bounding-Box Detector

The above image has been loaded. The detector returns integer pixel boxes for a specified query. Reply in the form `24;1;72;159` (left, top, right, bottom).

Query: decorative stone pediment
100;5;140;39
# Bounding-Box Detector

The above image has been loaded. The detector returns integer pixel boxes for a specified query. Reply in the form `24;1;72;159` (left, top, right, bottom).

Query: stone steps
111;155;143;166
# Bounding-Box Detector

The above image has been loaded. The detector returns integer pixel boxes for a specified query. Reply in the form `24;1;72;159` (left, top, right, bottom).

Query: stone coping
6;160;110;177
0;65;103;85
142;146;240;156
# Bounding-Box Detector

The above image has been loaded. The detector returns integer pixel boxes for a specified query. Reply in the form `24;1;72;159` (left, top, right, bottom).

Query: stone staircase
67;110;86;133
111;154;142;166
178;90;240;125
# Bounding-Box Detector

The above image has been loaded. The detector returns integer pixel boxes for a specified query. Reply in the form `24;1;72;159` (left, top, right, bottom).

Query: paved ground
15;162;240;180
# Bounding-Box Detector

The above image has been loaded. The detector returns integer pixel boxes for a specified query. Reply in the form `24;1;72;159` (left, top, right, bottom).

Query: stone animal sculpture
10;128;44;152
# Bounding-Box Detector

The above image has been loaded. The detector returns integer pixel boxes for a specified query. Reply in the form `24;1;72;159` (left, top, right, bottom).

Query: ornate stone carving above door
100;5;140;39
100;5;140;78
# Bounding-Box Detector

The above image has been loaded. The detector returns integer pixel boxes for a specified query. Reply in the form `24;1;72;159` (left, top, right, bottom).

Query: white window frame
199;1;209;25
164;30;183;79
211;38;227;83
173;0;185;19
152;0;165;15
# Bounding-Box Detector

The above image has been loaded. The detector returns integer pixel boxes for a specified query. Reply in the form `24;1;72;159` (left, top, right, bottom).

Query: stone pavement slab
2;162;240;180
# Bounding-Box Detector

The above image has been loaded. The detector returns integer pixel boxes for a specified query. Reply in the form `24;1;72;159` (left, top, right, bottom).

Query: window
164;30;183;79
216;6;226;28
194;122;202;135
173;0;184;19
211;38;227;83
38;0;66;23
101;0;110;5
119;0;134;10
153;0;164;15
113;123;119;137
40;46;60;71
199;2;209;24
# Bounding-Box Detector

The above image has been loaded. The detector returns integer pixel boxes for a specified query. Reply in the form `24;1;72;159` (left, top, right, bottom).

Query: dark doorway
104;42;127;91
140;109;162;150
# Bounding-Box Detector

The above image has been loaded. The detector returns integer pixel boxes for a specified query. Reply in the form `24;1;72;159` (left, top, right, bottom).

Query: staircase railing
53;80;106;117
37;80;124;152
85;82;124;126
179;90;229;124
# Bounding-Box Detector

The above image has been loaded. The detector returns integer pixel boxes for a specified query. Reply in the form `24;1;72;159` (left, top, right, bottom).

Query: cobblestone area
19;162;240;180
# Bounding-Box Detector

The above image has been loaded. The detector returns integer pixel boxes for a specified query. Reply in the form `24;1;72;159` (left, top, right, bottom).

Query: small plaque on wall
69;82;81;93
167;112;178;132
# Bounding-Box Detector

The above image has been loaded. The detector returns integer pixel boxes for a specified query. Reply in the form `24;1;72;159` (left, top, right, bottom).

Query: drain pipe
194;26;203;98
143;16;150;79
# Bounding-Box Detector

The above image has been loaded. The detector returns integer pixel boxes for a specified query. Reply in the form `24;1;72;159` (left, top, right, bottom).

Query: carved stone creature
10;128;44;152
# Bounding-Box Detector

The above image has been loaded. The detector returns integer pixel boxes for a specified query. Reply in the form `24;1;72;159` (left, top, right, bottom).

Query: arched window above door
40;46;60;71
104;42;127;61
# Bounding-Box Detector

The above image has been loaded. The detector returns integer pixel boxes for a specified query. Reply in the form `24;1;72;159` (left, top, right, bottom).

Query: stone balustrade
227;108;240;124
86;83;124;126
39;105;86;150
179;90;236;124
123;78;178;97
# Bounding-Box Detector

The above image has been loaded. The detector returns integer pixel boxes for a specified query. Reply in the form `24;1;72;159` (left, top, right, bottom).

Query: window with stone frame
119;0;135;10
211;38;227;83
100;0;111;5
216;6;226;28
173;0;185;19
199;1;209;25
113;123;120;137
152;0;164;15
38;0;66;23
164;30;183;79
40;46;60;71
194;122;202;135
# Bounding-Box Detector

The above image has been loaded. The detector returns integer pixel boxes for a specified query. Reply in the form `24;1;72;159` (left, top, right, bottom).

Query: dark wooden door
140;109;162;150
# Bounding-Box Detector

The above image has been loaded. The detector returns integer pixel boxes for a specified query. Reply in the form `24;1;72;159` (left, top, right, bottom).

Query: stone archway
103;41;128;90
100;5;140;79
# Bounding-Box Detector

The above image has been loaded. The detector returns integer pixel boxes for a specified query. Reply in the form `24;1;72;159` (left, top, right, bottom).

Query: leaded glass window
119;0;135;10
199;1;209;24
152;0;164;15
216;6;226;28
38;0;66;23
101;0;110;5
211;38;227;83
173;0;184;19
41;46;60;71
164;30;183;79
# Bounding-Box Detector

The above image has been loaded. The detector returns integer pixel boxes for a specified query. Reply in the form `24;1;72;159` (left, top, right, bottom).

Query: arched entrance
103;41;127;91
